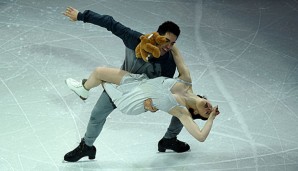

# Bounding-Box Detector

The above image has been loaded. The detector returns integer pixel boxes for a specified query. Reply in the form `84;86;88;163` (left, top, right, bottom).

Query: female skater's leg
66;67;128;100
84;67;129;90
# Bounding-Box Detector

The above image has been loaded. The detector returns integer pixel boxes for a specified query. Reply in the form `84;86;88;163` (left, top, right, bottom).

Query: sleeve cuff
77;12;83;21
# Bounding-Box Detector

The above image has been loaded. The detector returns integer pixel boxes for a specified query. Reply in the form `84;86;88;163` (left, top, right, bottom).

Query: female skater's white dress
103;73;190;115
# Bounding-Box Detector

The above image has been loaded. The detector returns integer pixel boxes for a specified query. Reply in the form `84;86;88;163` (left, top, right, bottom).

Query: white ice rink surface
1;0;298;170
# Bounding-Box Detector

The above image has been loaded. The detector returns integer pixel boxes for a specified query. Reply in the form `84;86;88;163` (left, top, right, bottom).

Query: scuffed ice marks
0;0;298;170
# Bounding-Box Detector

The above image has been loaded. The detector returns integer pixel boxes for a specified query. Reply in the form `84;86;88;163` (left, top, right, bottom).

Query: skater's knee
90;107;111;122
94;67;105;75
89;115;106;124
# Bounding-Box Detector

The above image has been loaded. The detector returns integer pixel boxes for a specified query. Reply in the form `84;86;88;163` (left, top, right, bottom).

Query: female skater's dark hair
188;95;208;120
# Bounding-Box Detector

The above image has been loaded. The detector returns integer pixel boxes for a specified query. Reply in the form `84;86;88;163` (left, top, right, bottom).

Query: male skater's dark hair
157;21;180;38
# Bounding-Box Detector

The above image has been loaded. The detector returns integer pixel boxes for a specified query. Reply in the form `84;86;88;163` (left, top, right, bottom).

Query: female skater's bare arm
170;106;219;142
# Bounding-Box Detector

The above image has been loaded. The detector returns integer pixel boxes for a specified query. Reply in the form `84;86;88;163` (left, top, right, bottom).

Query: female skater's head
188;95;212;120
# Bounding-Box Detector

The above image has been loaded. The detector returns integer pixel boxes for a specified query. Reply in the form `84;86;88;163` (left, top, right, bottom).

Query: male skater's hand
63;6;79;22
144;98;158;112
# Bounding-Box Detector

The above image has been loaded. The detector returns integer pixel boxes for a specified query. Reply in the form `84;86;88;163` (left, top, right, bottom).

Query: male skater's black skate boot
158;137;190;153
64;139;96;162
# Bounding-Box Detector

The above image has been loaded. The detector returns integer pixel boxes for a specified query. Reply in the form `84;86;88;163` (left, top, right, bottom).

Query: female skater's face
159;32;177;56
195;99;212;119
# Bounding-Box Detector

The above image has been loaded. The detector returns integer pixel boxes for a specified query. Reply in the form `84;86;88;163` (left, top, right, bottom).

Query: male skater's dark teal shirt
77;10;176;78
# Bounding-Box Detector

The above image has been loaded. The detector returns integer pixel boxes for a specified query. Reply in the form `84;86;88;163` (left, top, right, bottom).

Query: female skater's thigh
97;67;129;85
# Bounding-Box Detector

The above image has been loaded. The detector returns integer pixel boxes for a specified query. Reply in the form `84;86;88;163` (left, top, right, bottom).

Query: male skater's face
159;32;177;56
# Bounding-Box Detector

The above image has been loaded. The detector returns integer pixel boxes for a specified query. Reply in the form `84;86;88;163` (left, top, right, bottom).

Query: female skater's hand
209;105;220;119
63;6;79;22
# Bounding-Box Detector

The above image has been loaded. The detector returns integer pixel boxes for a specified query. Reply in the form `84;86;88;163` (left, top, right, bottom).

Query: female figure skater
65;55;220;143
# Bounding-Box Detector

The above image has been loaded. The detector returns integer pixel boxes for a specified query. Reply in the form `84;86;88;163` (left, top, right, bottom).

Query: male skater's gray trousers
83;90;184;146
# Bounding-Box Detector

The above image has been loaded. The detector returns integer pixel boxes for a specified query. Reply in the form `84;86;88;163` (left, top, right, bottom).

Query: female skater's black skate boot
64;138;96;162
158;137;190;153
